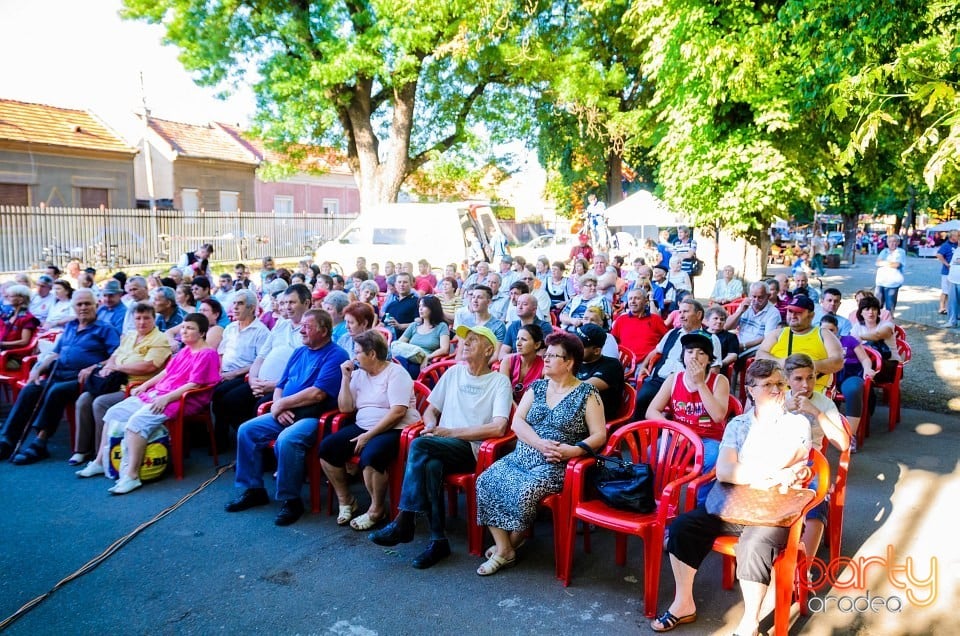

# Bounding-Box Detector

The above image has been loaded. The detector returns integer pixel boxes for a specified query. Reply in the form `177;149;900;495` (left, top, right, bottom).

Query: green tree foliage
534;0;657;217
122;0;543;207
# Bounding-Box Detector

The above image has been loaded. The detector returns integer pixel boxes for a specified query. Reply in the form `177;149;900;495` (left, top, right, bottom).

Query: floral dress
476;380;598;531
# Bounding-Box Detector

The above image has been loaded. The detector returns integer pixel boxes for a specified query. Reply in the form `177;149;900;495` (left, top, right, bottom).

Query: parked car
513;233;575;265
827;231;845;247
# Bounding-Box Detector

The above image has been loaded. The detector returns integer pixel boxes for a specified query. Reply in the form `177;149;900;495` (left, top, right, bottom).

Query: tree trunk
903;185;916;232
841;212;858;264
341;80;418;209
606;151;623;205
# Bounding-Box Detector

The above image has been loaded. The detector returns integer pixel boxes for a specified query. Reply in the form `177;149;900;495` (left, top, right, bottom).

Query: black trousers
667;505;789;586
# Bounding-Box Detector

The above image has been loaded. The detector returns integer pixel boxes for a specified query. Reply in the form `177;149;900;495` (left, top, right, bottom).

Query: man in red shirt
569;234;594;263
611;287;668;361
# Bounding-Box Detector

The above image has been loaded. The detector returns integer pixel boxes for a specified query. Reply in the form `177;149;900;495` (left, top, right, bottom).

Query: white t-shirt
875;247;906;288
350;363;420;431
785;389;841;450
257;318;304;381
948;250;960;285
428;364;512;456
721;409;812;479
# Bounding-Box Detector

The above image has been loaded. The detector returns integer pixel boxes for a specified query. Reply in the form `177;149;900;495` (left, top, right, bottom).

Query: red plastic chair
711;449;830;636
374;325;393;346
826;416;853;564
723;299;744;315
605;384;637;433
559;420;704;618
871;342;907;432
893;324;907;343
617;345;637;383
166;385;218;480
258;401;339;514
416;359;459;389
833;350;876;449
0;335;38;403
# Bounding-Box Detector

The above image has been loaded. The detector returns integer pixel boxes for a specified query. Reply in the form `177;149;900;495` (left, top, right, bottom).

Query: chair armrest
329;411;356;433
684;468;717;511
256;400;273;416
564;455;597;507
476;433;517;470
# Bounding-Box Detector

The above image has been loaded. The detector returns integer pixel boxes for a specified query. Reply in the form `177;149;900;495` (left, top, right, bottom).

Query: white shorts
104;395;169;440
942;275;952;295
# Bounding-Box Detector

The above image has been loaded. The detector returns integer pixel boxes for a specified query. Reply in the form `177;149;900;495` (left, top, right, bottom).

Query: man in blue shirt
381;272;419;339
96;280;127;334
0;289;120;463
225;309;348;527
936;230;959;315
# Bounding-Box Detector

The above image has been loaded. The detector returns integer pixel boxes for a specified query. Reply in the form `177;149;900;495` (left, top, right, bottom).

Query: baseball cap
786;295;815;313
311;288;328;301
101;280;123;295
37;275;54;286
680;333;716;361
266;278;288;296
574;323;606;349
501;255;513;264
455;324;499;350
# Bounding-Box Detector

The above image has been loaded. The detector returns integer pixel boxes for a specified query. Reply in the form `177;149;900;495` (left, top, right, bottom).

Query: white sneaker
68;453;88;466
76;461;105;478
108;476;142;495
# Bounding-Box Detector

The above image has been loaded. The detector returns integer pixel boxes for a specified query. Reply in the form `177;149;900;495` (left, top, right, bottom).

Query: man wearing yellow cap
369;325;512;570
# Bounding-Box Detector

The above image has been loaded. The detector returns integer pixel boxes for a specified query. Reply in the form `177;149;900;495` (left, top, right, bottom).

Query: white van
314;202;502;271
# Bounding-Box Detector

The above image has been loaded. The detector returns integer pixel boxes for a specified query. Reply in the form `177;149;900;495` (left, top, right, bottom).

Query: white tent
605;190;687;228
926;219;960;232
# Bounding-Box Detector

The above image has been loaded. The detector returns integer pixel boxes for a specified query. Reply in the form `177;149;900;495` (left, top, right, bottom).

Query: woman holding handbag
651;358;812;635
474;331;606;576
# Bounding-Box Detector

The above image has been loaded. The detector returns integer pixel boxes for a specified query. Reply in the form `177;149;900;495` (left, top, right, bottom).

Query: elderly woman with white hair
667;255;693;302
0;284;40;359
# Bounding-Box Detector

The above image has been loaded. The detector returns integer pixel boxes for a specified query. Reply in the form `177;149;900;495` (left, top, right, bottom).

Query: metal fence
0;206;355;274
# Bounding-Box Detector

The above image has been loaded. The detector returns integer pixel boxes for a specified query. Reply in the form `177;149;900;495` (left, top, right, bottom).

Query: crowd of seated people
0;239;912;625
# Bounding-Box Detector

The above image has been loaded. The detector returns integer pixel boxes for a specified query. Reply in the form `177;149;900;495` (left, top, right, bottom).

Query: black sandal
650;610;697;632
12;442;49;465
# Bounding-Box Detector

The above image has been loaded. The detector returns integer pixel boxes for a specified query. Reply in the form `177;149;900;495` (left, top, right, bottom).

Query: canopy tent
605;190;687;228
925;219;960;232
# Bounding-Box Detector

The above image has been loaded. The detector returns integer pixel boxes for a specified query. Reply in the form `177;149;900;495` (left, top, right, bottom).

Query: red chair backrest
417;359;459;389
896;338;911;364
374;325;393;345
412;380;432;416
893;324;906;342
618;345;637;379
604;419;704;497
606;384;637;432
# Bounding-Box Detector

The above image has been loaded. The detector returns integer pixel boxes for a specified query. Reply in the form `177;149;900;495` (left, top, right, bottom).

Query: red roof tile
0;98;135;155
147;117;259;165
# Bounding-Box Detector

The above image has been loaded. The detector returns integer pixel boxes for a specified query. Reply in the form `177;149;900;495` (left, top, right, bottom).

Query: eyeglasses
542;353;568;361
749;381;786;393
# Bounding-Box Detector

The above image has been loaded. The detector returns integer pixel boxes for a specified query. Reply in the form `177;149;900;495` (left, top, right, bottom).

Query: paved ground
0;254;956;635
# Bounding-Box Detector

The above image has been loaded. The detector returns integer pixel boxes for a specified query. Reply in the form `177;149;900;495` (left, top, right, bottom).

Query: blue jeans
234;413;319;502
0;377;79;444
947;282;960;326
696;438;721;507
397;436;476;539
875;285;900;314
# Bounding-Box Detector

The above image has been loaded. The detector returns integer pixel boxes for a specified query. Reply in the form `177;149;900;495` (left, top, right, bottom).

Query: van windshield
373;228;407;244
339;227;364;244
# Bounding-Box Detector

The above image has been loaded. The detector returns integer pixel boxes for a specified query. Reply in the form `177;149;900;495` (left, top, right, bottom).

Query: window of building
219;191;239;212
0;183;29;206
181;188;199;213
79;187;109;208
274;195;294;216
322;198;340;216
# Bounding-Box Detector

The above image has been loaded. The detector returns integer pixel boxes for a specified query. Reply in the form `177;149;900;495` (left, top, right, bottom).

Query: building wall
255;173;360;215
133;141;175;201
0;147;135;207
172;158;256;211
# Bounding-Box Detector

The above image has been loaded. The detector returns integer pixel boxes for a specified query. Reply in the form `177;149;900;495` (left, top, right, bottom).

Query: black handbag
576;442;656;513
85;370;127;397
